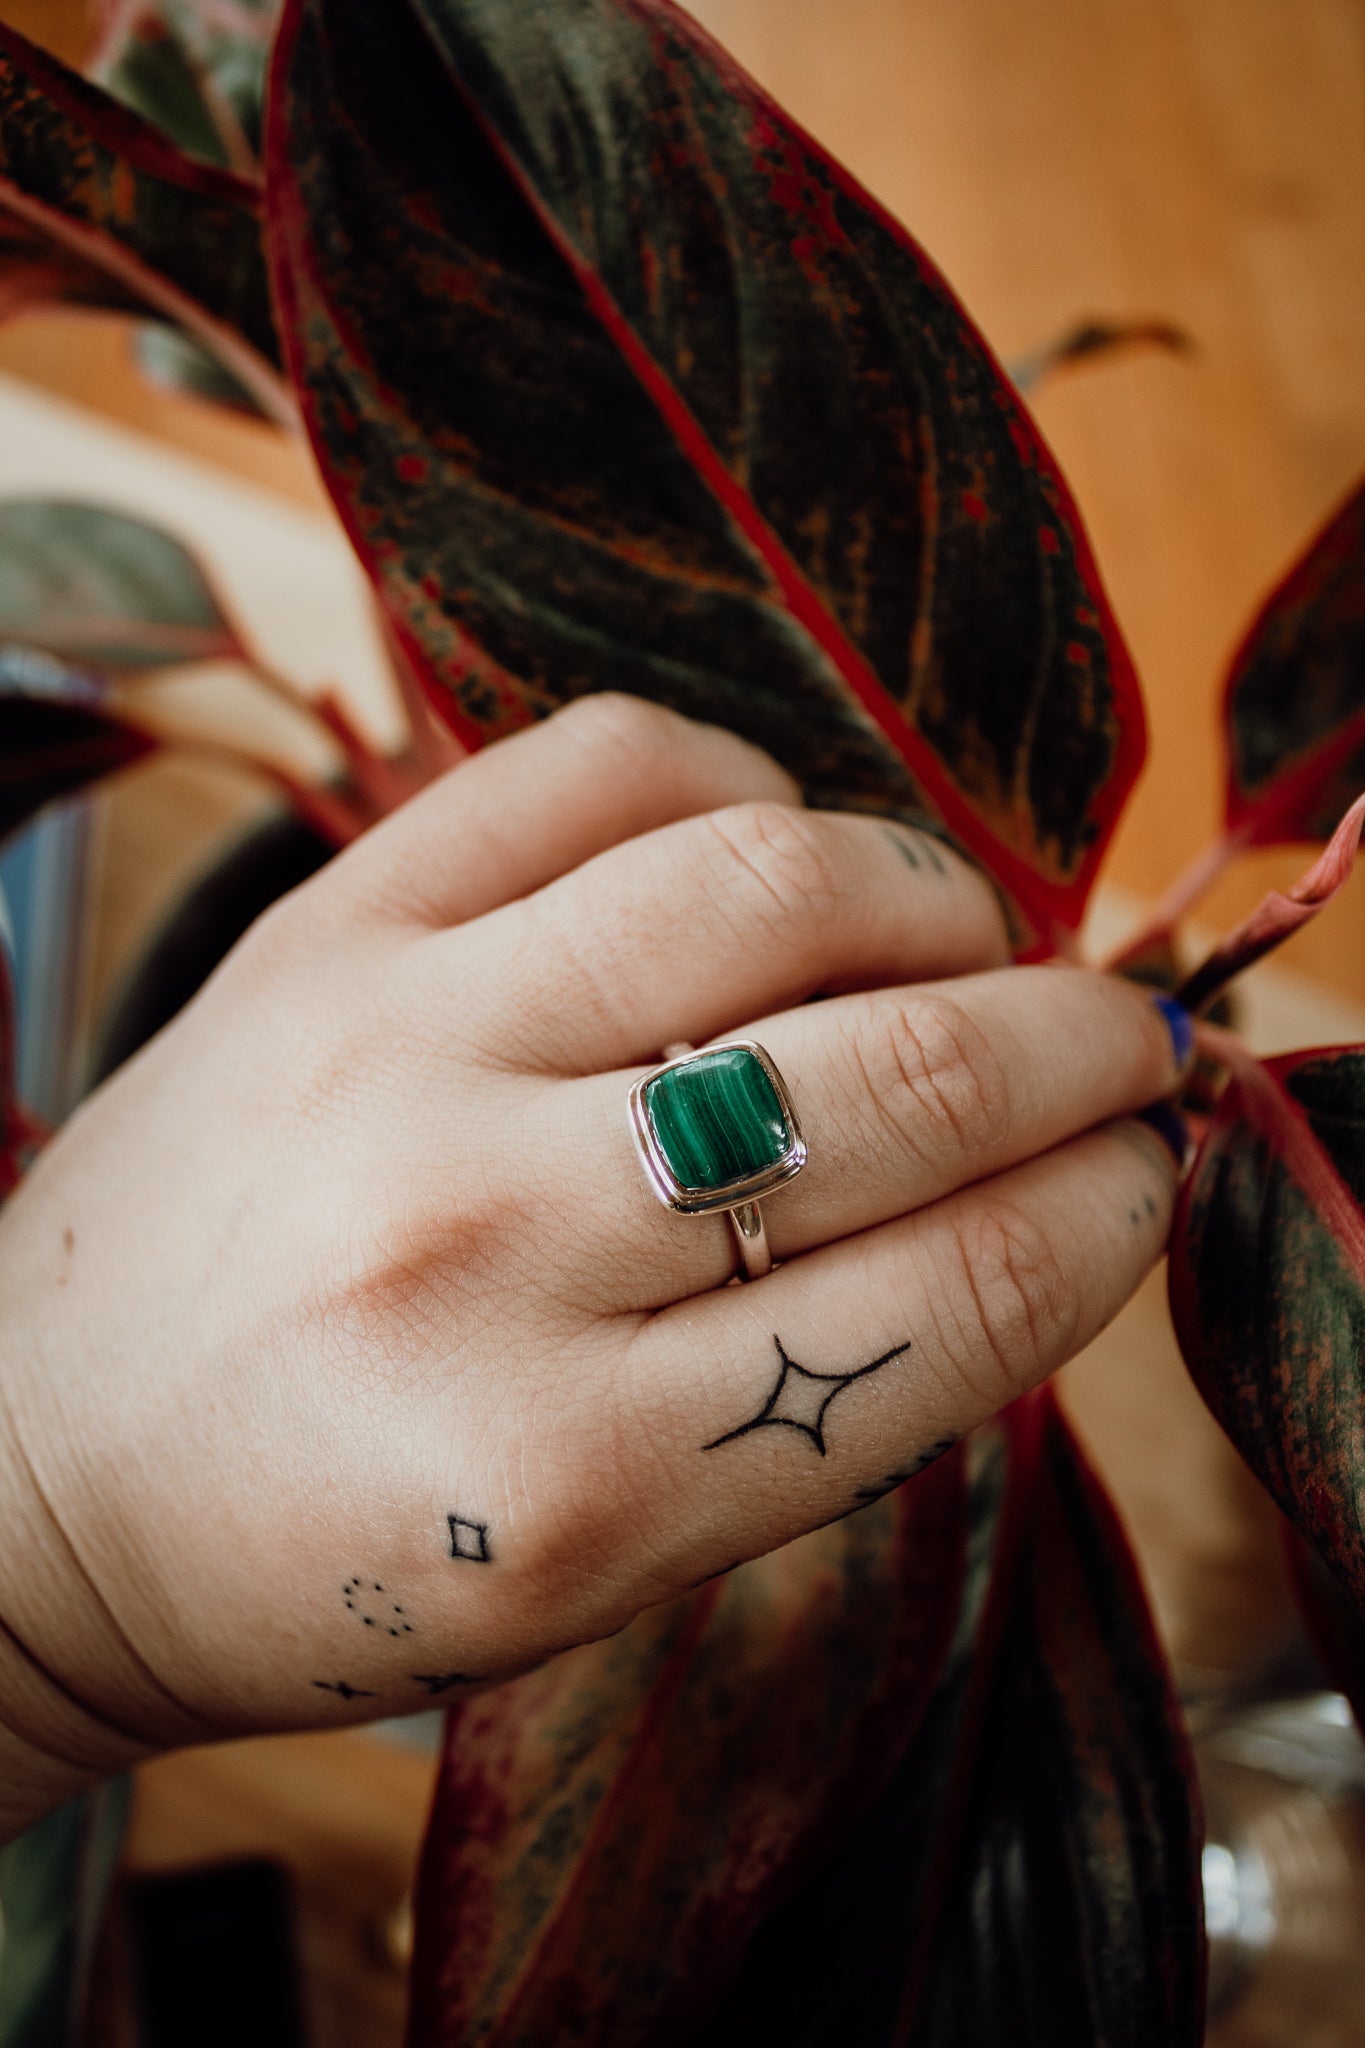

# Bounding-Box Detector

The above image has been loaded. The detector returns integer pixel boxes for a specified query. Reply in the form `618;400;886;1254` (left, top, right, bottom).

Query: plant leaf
132;320;264;416
1176;791;1365;1015
1170;1045;1365;1616
902;1395;1204;2044
93;0;279;175
0;213;145;321
406;1452;969;2048
266;0;1145;944
0;500;248;670
0;19;282;414
1223;478;1365;848
694;1396;1205;2047
0;686;159;849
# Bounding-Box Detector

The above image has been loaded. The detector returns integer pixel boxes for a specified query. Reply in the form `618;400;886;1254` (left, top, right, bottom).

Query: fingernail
1151;993;1195;1071
1136;1101;1191;1167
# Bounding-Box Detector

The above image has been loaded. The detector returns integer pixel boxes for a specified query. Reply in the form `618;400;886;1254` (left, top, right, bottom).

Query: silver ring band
631;1039;806;1283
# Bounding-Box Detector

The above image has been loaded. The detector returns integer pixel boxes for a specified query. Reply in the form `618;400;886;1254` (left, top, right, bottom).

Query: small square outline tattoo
447;1514;492;1564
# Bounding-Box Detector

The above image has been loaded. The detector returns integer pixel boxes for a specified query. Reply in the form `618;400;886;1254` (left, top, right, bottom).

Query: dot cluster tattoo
343;1578;416;1637
703;1335;911;1457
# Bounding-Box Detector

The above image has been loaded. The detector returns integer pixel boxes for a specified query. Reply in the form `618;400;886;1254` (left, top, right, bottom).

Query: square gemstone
643;1046;794;1195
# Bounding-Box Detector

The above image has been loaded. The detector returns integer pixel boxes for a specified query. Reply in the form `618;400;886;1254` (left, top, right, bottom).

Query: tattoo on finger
852;1436;959;1503
703;1335;911;1456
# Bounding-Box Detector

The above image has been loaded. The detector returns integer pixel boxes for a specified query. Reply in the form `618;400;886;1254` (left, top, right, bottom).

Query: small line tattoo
411;1671;478;1695
703;1335;911;1457
313;1679;376;1701
447;1515;493;1564
853;1437;959;1502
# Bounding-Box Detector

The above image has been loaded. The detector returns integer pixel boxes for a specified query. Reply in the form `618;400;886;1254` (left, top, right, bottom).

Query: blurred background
1;1;1363;2042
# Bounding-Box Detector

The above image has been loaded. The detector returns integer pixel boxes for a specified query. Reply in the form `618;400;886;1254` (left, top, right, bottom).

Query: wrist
0;1172;178;1838
0;1625;150;1843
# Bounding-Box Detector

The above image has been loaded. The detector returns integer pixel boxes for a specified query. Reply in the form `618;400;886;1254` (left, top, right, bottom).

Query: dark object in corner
127;1857;306;2048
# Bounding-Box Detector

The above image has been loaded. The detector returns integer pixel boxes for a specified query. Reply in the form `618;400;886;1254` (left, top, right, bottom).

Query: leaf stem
1106;829;1246;970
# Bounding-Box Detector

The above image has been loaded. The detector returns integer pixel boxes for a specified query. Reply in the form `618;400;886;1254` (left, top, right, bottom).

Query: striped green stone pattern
644;1048;792;1192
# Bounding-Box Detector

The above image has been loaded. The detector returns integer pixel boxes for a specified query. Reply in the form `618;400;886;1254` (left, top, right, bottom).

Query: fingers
324;695;800;927
608;1119;1177;1585
557;968;1191;1307
449;797;1009;1072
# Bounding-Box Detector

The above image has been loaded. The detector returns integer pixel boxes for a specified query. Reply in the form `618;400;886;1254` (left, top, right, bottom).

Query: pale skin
0;696;1191;1840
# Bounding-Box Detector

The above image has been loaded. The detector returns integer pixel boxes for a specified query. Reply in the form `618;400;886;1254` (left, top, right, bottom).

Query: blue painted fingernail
1151;993;1195;1070
1136;1102;1191;1166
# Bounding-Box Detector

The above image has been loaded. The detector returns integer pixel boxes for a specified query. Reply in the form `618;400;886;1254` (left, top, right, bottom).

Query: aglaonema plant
1;1;1364;2041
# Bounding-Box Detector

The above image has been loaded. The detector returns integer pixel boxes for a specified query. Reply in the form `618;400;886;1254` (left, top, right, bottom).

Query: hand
0;697;1190;1833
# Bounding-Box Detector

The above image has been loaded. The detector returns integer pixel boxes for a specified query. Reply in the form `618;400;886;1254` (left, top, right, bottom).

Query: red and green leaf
1170;1045;1365;1616
408;1399;1202;2046
266;0;1145;946
0;686;159;849
407;1450;968;2047
1176;792;1365;1016
900;1396;1203;2044
692;1397;1204;2047
1224;477;1365;850
0;19;283;417
0;500;249;670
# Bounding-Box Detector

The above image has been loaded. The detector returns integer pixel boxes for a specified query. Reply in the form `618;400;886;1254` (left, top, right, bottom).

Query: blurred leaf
266;0;1146;946
0;501;246;667
93;0;280;174
0;688;158;849
1171;1046;1365;1618
407;1452;969;2047
1177;792;1365;1015
132;322;263;415
1224;478;1365;849
0;500;247;669
1009;316;1192;398
695;1397;1205;2048
0;19;280;406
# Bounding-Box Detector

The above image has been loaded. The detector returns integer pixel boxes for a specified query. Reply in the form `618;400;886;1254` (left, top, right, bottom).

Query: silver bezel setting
629;1039;808;1216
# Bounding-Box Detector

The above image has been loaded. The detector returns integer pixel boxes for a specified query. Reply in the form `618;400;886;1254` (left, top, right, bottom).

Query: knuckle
875;992;1012;1160
224;888;323;1001
553;691;680;765
947;1201;1079;1398
703;801;853;938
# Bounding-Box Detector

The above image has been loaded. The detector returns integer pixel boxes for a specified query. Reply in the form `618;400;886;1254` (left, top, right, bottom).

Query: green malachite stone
645;1048;792;1193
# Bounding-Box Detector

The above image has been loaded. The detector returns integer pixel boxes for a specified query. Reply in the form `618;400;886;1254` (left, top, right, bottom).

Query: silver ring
629;1039;807;1281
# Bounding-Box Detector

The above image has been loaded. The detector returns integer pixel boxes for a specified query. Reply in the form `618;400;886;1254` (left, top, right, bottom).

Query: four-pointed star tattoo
703;1335;912;1456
